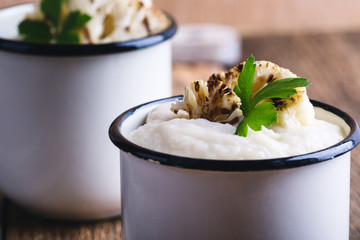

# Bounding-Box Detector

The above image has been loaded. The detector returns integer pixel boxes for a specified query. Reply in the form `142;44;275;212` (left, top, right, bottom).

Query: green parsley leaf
41;0;63;27
18;20;52;43
56;31;80;44
62;11;92;33
57;11;91;44
18;0;91;44
234;55;311;137
235;102;277;137
237;55;256;116
250;78;311;109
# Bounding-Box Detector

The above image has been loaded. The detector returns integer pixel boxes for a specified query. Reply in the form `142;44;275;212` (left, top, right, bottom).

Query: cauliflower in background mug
18;0;169;44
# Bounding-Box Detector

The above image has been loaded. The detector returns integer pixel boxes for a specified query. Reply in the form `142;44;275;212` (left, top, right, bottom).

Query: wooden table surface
1;30;360;239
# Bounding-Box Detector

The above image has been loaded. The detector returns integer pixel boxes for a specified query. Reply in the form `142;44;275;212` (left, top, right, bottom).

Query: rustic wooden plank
4;200;121;240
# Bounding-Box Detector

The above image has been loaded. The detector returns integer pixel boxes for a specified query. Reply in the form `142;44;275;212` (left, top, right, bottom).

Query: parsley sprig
234;55;311;137
18;0;91;44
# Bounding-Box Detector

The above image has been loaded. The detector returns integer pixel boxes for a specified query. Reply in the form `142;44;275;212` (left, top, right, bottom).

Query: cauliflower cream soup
129;102;347;160
129;58;348;160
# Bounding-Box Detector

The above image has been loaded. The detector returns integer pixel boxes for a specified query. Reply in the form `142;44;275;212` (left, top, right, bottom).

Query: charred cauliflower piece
25;0;169;44
171;63;244;124
171;78;242;124
252;61;314;127
76;0;169;43
207;64;243;89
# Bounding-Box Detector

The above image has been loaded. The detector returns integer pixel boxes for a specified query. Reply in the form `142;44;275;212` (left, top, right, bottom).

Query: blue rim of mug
109;96;360;172
0;3;177;56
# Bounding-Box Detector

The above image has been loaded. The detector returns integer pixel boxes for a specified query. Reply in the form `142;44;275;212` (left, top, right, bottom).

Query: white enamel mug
0;4;176;220
109;96;360;240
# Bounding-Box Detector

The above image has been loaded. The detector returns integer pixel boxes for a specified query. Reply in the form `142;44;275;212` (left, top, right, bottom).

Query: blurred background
2;0;360;35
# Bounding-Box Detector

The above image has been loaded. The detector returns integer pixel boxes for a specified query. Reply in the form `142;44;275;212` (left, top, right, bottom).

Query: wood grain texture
1;31;360;239
3;200;121;240
1;0;360;35
155;0;360;35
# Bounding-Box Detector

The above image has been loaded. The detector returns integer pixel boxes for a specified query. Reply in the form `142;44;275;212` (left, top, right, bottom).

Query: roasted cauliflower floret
76;0;169;43
171;78;242;124
25;0;169;44
207;63;243;89
252;61;314;127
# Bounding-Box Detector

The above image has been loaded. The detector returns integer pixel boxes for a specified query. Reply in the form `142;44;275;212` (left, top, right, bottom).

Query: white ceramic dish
0;3;176;220
109;96;360;240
